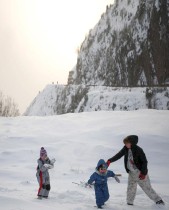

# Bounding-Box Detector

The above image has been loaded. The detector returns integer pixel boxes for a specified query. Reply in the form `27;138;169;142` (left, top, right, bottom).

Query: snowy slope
0;110;169;210
69;0;169;87
24;84;169;116
24;0;169;116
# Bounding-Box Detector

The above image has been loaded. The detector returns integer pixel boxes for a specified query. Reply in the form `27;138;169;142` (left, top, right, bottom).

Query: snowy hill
24;0;169;116
0;110;169;210
68;0;169;86
24;85;169;116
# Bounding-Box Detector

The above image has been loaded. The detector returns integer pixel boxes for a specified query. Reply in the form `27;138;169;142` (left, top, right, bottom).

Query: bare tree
0;91;20;117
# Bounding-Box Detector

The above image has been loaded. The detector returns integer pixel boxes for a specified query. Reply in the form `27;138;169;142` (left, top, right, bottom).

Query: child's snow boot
156;200;165;205
127;203;133;205
37;195;42;199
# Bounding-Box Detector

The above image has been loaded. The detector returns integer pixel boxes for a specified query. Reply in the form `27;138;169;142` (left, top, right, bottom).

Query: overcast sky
0;0;113;114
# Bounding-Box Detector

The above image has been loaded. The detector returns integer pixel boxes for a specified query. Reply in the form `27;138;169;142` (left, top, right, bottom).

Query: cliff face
25;0;169;116
68;0;169;87
24;85;169;116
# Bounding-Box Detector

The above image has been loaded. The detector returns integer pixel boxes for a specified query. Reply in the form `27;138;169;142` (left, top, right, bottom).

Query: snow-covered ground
0;110;169;210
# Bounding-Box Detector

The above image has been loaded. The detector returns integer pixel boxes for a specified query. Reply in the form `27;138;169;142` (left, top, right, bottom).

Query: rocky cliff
68;0;169;87
25;0;169;116
24;85;169;116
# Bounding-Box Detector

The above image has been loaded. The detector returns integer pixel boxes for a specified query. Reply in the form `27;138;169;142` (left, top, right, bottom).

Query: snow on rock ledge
24;85;169;116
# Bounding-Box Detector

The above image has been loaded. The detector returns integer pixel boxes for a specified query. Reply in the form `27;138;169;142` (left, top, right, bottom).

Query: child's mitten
114;175;120;183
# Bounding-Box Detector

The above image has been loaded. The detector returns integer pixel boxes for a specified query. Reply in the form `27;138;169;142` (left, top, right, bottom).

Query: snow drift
0;110;169;210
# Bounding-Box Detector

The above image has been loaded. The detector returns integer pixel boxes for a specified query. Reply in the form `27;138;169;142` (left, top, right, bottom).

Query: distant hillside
25;0;169;116
68;0;169;86
24;85;169;116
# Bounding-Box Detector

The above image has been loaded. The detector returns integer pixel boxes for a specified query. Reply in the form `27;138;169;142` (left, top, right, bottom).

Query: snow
155;0;160;12
0;110;169;210
71;0;161;87
24;85;169;116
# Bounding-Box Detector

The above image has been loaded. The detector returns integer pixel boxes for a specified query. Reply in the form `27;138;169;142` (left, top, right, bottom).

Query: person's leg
37;171;44;198
43;184;51;198
138;175;162;203
127;172;138;205
95;187;104;208
103;186;109;204
42;173;50;198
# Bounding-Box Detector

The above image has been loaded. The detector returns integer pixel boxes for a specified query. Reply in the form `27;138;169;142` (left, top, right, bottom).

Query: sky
0;0;113;114
0;110;169;209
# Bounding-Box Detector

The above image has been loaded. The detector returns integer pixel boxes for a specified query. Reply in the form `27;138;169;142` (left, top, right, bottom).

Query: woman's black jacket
108;145;148;175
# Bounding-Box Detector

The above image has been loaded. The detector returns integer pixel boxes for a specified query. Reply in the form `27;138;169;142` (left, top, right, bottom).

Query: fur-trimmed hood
95;159;108;176
96;159;108;170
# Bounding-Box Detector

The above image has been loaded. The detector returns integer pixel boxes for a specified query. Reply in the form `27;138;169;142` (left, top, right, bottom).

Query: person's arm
42;158;55;169
38;159;48;172
107;170;115;178
139;148;148;175
49;158;56;165
88;173;96;185
107;170;120;183
107;146;126;163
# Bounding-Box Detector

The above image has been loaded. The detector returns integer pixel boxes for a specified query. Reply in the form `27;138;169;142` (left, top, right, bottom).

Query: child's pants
95;185;109;207
37;171;51;198
127;170;161;204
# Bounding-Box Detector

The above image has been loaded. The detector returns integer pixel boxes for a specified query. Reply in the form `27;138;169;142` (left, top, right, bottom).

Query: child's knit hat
40;147;47;157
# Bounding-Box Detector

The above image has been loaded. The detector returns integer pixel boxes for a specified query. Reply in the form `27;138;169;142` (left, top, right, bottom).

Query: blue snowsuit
88;159;115;207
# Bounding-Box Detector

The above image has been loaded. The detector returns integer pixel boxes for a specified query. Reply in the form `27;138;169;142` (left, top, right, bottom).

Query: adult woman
107;135;164;206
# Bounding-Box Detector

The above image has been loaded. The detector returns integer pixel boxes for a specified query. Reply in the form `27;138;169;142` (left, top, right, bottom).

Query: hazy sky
0;0;113;114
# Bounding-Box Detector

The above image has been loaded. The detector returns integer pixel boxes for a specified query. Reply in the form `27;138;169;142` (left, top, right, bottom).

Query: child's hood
96;159;108;170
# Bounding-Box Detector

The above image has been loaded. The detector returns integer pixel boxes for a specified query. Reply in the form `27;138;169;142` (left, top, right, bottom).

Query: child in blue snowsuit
87;159;120;209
